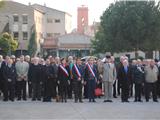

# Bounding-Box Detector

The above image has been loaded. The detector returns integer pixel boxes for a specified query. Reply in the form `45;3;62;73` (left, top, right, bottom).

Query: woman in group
84;57;98;102
58;58;70;103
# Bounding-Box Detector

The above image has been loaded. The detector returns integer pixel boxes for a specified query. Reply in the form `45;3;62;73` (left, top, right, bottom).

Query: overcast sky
13;0;114;29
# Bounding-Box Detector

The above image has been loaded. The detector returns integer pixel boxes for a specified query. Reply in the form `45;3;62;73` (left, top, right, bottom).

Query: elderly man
144;59;159;102
15;55;29;101
117;60;132;102
102;56;117;102
30;57;42;101
3;58;16;101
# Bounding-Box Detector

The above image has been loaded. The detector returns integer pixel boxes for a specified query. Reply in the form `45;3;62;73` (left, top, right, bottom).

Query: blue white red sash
74;64;81;78
87;63;95;78
60;65;69;77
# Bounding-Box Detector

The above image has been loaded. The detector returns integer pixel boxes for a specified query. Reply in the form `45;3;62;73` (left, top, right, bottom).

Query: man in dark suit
1;56;10;96
3;58;16;101
117;60;132;102
72;58;84;103
0;55;4;95
30;57;42;101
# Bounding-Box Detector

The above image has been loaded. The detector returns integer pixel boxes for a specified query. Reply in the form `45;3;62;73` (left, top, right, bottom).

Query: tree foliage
28;31;37;57
92;1;160;54
0;32;18;54
0;0;4;9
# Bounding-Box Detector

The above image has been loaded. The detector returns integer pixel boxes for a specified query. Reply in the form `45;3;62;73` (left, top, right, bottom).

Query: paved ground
0;97;160;120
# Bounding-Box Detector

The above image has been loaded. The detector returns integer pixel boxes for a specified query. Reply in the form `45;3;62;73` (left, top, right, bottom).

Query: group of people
0;54;160;103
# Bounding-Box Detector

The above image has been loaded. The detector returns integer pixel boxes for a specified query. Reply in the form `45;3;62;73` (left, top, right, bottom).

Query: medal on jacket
74;64;81;78
87;63;95;78
60;65;69;77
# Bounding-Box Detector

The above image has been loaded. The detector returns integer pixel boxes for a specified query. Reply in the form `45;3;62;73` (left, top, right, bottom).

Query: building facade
0;1;45;55
43;33;92;57
32;4;72;38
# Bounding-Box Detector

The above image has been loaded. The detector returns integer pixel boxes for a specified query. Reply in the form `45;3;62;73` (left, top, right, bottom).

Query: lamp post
68;49;70;56
40;38;44;57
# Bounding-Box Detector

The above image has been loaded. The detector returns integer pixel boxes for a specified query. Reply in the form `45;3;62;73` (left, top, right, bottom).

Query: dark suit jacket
117;66;132;85
84;64;98;81
29;64;41;83
72;64;84;81
3;64;16;84
58;65;70;85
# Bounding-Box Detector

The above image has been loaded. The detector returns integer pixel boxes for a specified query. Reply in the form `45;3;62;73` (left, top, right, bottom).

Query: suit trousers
3;81;15;100
17;80;26;100
134;83;142;101
145;82;157;101
104;81;113;100
88;79;96;101
73;80;82;102
32;82;41;100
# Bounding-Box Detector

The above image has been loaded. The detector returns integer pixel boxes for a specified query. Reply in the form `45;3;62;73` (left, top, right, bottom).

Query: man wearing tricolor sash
58;58;70;103
84;57;98;102
72;58;84;103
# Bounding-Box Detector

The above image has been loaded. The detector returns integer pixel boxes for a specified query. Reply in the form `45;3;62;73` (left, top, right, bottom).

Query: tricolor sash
74;64;81;78
87;63;96;78
60;65;69;77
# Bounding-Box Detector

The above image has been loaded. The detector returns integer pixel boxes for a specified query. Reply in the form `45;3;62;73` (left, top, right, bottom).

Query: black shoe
23;98;27;101
17;98;21;101
92;100;96;102
108;100;113;102
146;99;149;102
3;99;8;102
153;100;158;102
104;100;111;102
9;98;14;102
79;100;83;103
134;100;138;102
32;99;36;101
138;100;143;102
125;100;130;102
37;98;41;101
113;96;117;98
89;99;91;102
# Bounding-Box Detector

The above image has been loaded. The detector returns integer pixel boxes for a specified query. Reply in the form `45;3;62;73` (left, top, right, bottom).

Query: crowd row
0;55;159;103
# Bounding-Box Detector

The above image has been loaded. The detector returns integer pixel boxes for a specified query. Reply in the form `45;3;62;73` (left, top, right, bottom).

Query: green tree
0;32;18;55
28;31;37;57
92;1;160;57
0;0;4;9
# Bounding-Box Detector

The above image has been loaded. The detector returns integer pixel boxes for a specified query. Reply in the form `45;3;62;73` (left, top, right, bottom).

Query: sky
13;0;115;29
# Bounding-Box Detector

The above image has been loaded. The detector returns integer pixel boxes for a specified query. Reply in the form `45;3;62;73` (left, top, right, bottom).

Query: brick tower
77;5;88;34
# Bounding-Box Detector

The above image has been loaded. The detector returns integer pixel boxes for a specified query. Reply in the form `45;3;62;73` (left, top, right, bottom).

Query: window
47;33;53;38
55;19;60;23
13;15;19;22
13;32;18;39
22;15;28;24
23;32;28;40
47;18;53;23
